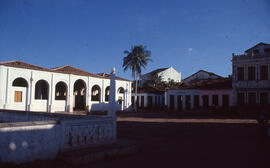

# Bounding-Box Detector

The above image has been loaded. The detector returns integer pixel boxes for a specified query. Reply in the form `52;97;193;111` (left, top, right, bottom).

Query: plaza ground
5;112;270;168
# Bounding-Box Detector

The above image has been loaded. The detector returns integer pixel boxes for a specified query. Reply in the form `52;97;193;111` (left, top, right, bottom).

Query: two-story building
232;42;270;107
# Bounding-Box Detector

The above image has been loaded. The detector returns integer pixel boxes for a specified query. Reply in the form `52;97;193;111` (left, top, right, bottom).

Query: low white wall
0;121;61;164
54;100;66;112
0;111;116;164
31;100;48;112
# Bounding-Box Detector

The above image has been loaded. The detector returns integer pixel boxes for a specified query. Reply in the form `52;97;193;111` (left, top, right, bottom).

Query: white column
174;95;177;110
109;67;117;141
145;94;148;107
67;74;73;112
3;68;10;109
164;91;168;106
86;77;91;112
49;74;55;112
182;95;186;110
0;66;7;109
28;72;34;111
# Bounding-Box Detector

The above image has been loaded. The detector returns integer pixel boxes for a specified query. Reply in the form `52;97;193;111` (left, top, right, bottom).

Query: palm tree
123;45;152;111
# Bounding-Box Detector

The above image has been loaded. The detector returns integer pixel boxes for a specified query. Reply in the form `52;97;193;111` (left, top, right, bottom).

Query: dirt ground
7;113;270;168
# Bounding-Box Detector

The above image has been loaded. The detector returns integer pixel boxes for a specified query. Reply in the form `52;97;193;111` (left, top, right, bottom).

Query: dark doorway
248;92;256;105
177;95;182;111
202;95;209;108
74;79;86;110
147;96;153;108
260;92;269;106
222;95;229;107
136;96;139;108
212;95;219;106
141;96;144;108
170;95;175;110
237;92;245;106
131;96;134;108
194;95;199;109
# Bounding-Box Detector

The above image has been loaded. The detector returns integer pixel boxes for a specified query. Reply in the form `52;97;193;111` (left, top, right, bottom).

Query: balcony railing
232;53;270;61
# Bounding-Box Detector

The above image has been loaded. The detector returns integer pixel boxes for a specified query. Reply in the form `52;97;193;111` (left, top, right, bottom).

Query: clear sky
0;0;270;80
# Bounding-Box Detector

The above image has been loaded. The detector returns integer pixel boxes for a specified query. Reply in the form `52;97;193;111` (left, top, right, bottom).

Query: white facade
232;42;270;106
0;62;132;113
139;67;181;86
132;93;164;108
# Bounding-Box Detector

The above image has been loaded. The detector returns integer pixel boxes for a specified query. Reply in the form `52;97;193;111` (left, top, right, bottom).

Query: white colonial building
0;60;132;113
232;42;270;106
138;67;181;87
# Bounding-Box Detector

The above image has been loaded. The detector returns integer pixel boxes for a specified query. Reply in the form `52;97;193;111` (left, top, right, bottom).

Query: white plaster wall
0;111;116;164
0;66;132;113
0;122;61;164
9;87;28;111
158;67;181;82
167;89;200;110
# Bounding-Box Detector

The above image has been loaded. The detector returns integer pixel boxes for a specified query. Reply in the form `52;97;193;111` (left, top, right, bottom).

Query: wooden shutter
14;91;22;102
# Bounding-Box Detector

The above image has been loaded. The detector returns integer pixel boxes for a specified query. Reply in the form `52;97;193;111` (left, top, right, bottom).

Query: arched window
105;86;110;102
12;78;28;87
74;79;86;110
117;87;125;105
35;80;49;100
91;85;101;101
118;87;125;94
55;82;67;100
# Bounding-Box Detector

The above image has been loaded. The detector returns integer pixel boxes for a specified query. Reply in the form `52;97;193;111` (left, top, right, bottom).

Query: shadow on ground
2;115;270;168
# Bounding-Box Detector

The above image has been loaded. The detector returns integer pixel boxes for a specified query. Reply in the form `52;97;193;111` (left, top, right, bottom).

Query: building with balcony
232;42;270;107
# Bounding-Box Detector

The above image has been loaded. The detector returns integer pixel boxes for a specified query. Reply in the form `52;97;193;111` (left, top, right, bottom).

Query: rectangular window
222;95;229;107
248;66;255;81
237;67;244;81
253;49;259;55
264;48;270;54
237;92;245;106
248;92;256;105
260;65;268;80
14;91;22;102
212;95;219;106
260;92;269;105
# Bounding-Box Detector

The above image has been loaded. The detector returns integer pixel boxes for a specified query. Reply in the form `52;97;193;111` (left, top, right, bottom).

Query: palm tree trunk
135;72;138;112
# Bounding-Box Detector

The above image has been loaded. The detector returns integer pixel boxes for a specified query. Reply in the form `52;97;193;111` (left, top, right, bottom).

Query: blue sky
0;0;270;80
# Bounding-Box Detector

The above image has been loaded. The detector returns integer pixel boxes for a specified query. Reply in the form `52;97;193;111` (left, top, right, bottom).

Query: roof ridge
50;65;71;70
0;60;21;64
0;60;49;70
